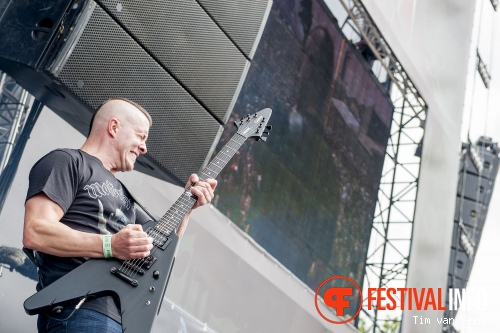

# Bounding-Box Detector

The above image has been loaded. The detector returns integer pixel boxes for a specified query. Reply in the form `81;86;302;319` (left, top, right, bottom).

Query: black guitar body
24;219;179;333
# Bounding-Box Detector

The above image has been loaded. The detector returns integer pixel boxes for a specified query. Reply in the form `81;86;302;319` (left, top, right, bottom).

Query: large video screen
214;0;393;308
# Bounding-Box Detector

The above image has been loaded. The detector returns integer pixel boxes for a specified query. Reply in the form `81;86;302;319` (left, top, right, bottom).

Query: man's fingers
125;237;154;259
125;223;143;232
121;224;148;239
113;224;153;259
191;185;213;201
205;178;218;190
185;174;217;209
186;173;200;189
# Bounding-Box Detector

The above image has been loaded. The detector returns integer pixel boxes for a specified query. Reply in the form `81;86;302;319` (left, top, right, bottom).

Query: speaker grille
57;4;222;182
97;0;249;123
197;0;272;58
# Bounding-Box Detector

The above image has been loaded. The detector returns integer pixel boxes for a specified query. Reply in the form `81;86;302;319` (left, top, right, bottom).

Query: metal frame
491;0;499;12
477;49;492;88
0;72;33;173
335;0;428;331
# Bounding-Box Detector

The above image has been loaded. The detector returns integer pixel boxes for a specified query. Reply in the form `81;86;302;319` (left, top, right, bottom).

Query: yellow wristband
103;235;113;258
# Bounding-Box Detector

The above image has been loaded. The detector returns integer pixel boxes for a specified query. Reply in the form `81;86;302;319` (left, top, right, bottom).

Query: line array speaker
196;0;272;59
450;221;481;252
447;248;470;286
454;197;487;228
445;137;500;321
460;136;499;179
0;0;271;183
456;172;492;204
97;0;251;123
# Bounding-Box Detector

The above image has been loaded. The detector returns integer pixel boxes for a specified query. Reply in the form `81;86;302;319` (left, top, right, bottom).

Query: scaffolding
0;72;33;174
332;0;428;331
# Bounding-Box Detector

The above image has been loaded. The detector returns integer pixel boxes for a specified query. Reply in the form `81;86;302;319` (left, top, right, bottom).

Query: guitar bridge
110;267;138;287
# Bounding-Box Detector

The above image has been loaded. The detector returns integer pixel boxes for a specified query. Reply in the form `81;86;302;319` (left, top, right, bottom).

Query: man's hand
176;174;217;238
111;224;153;260
187;174;217;210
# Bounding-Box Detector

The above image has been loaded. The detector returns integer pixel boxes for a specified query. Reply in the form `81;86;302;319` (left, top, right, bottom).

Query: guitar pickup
146;227;173;250
114;254;157;279
137;254;157;270
153;236;172;250
122;262;146;275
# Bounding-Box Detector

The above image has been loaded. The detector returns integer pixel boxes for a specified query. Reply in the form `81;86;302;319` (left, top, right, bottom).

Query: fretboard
152;133;247;236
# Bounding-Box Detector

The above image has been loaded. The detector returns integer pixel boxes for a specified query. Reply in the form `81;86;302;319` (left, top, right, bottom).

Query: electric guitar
24;108;272;332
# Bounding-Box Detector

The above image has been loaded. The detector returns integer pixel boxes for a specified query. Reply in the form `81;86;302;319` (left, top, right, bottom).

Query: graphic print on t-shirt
84;180;135;234
96;199;132;234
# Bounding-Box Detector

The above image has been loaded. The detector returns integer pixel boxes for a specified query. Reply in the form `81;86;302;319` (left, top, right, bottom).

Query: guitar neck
153;133;247;236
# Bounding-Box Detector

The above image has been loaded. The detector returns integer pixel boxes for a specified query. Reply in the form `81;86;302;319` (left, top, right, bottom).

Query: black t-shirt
26;148;150;323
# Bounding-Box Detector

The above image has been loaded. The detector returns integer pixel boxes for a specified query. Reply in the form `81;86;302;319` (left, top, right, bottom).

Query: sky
454;1;500;332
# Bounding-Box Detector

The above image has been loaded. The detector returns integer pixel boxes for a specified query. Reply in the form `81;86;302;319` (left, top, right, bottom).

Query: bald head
81;98;151;173
88;98;152;137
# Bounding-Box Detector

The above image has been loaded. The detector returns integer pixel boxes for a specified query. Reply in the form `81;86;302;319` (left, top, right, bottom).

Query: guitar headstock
234;108;272;141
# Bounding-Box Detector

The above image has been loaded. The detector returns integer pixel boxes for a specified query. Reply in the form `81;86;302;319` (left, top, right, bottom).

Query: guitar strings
120;157;227;277
116;135;246;278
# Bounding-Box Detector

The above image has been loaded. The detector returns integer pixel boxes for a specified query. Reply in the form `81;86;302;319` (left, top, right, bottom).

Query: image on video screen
213;0;393;313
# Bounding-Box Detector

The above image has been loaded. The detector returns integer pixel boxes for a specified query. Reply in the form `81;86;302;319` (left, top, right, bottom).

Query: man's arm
176;174;217;238
23;193;153;260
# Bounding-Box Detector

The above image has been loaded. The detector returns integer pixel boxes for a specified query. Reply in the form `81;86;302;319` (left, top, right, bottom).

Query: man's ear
108;118;119;138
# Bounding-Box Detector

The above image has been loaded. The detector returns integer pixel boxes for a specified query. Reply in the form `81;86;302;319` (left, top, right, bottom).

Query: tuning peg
265;125;272;131
253;113;258;118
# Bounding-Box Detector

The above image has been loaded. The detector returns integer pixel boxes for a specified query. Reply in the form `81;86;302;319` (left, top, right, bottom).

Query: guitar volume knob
153;270;160;279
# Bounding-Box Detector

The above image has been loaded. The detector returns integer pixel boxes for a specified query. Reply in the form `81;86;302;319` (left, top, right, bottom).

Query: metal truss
0;72;33;173
477;49;492;88
335;0;428;332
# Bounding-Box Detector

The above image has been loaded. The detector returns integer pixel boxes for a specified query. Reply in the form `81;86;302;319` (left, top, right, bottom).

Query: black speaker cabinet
196;0;272;59
456;172;493;204
448;248;471;286
454;197;487;228
97;0;251;123
0;0;271;183
446;274;466;299
460;137;500;179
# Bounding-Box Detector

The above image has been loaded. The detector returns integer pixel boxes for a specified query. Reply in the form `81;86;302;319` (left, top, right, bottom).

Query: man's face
115;107;150;172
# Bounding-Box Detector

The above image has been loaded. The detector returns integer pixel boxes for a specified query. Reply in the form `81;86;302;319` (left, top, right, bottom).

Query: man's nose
139;143;147;154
